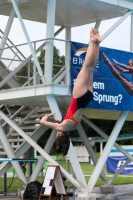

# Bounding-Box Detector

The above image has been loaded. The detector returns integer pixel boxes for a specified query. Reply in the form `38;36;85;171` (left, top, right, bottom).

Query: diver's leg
73;28;100;98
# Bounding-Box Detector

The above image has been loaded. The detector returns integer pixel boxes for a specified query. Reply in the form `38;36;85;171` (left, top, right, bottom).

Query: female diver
40;27;101;156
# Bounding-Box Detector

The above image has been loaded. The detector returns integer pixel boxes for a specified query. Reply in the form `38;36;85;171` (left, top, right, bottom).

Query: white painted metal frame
0;8;15;59
44;0;56;84
65;27;71;85
29;130;57;183
130;13;133;51
44;2;88;190
0;26;64;88
101;10;133;41
0;110;85;192
77;123;107;184
108;157;131;185
87;111;128;192
98;0;133;10
10;0;45;83
0;124;27;185
82;115;133;163
0;0;133;195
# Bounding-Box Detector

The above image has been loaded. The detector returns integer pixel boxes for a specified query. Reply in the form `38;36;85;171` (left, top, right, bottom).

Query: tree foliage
38;46;65;75
15;46;65;85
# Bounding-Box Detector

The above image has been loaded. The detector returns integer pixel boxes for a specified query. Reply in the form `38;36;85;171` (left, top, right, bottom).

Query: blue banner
70;41;133;111
106;156;133;174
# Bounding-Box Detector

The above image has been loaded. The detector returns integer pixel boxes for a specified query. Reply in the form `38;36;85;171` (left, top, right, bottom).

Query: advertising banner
70;41;133;111
106;156;133;174
109;145;133;156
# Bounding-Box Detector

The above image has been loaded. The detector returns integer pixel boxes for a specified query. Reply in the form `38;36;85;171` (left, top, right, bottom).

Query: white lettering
117;160;126;168
93;92;122;105
73;57;78;64
79;58;83;65
93;82;104;90
72;57;84;65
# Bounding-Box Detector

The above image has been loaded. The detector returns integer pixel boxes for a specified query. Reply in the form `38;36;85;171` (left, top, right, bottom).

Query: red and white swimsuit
62;90;93;129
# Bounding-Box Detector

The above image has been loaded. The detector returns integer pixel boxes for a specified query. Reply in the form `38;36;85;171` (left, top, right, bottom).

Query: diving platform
0;0;131;27
0;84;133;121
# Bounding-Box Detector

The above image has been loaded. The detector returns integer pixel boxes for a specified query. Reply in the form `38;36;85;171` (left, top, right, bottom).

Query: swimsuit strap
69;115;81;128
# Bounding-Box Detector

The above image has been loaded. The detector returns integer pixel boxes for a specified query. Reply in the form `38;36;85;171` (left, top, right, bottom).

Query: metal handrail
0;37;70;50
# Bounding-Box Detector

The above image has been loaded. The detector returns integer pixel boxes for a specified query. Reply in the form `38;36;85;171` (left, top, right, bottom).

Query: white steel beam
0;111;83;191
0;26;64;88
86;111;128;192
94;19;101;29
97;0;133;10
68;142;88;193
29;130;56;183
65;27;71;85
46;94;62;119
0;124;27;185
108;157;131;185
82;115;133;162
46;94;87;192
0;8;15;59
77;123;107;184
0;62;19;88
10;0;44;83
0;125;49;177
33;42;36;86
130;13;133;52
45;0;56;84
0;84;69;101
53;70;67;84
101;10;133;41
100;141;103;156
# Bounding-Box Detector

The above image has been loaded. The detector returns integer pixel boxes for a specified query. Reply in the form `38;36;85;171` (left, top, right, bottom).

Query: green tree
16;46;65;85
15;63;33;85
38;46;65;75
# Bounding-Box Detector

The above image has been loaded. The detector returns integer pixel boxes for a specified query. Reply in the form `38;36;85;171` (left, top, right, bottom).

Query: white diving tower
0;0;133;197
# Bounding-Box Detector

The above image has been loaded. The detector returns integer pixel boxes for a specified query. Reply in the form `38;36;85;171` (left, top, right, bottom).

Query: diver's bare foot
89;27;98;43
93;29;101;43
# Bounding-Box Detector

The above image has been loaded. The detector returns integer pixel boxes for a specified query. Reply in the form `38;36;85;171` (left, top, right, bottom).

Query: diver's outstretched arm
114;65;130;74
103;53;133;95
113;59;128;69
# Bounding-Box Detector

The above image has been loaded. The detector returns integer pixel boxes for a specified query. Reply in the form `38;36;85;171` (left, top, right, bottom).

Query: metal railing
0;34;69;89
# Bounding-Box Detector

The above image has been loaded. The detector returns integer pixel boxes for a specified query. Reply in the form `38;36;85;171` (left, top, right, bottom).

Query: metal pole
46;95;88;192
82;115;133;163
28;62;30;86
3;173;7;196
29;130;56;182
94;19;101;29
33;42;36;86
108;158;131;185
101;11;133;41
0;26;64;88
100;141;103;156
87;111;128;192
0;111;82;191
46;94;62;119
0;8;15;59
45;0;56;84
10;0;44;83
65;27;71;85
0;124;27;185
68;142;88;193
77;124;107;184
130;13;133;52
67;160;70;193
